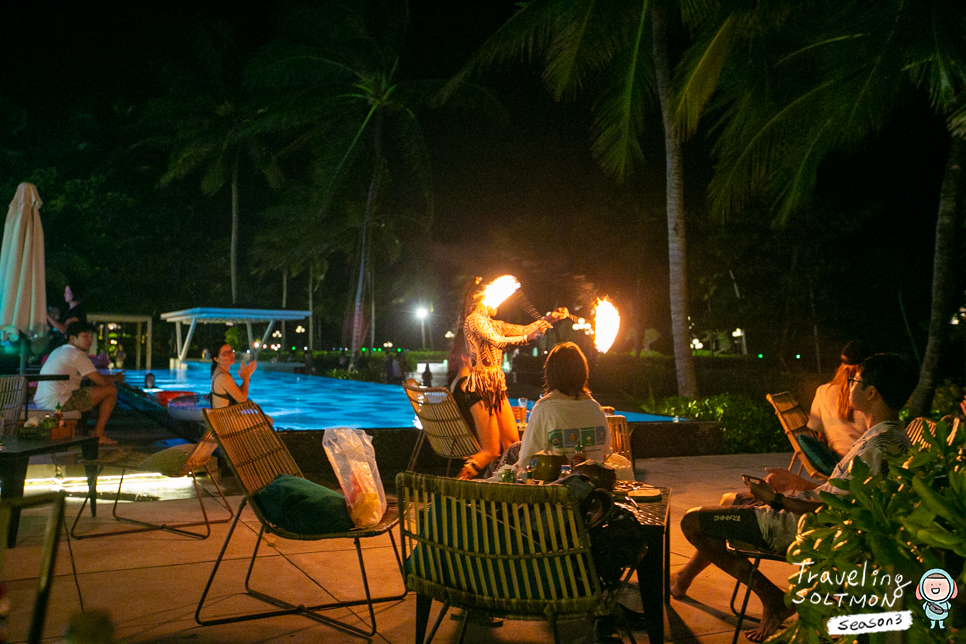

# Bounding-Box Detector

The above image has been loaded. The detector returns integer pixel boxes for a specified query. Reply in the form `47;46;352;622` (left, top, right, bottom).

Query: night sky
1;2;954;363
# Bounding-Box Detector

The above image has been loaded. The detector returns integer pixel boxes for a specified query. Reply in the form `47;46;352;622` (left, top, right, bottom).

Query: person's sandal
457;459;481;480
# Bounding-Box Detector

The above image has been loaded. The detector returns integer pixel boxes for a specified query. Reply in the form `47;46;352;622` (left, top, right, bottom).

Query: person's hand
239;361;257;380
114;371;126;384
547;307;569;322
527;320;552;341
744;476;776;504
764;467;810;494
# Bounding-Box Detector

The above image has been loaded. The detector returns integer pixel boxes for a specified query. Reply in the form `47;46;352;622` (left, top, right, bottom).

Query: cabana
88;313;153;371
160;308;310;367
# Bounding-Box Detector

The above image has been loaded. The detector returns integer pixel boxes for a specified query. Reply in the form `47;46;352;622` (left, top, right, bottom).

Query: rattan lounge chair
765;392;829;481
396;472;639;644
906;416;960;449
69;430;232;540
195;400;406;636
607;414;633;463
402;380;481;475
0;374;27;435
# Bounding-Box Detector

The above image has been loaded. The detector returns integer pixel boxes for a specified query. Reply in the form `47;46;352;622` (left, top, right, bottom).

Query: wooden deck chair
765;392;829;481
607;414;633;463
195;400;406;637
402;380;481;476
397;472;640;644
0;491;81;644
0;374;27;436
905;416;961;450
69;430;232;540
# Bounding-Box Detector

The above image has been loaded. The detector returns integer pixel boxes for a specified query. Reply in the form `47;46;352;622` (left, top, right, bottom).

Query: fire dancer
456;276;568;480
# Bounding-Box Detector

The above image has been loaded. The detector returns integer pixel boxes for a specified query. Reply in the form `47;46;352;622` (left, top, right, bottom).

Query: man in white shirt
35;322;125;445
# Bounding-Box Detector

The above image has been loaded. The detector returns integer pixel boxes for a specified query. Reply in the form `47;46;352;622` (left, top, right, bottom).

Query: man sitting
677;353;916;642
35;322;126;445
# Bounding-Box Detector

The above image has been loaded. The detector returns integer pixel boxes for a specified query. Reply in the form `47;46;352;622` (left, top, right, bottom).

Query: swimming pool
121;362;669;430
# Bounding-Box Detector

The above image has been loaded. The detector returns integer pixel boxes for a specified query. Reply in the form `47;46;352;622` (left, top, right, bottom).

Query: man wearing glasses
674;353;916;642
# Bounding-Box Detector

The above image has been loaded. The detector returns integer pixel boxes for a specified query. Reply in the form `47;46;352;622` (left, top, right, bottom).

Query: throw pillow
252;474;354;535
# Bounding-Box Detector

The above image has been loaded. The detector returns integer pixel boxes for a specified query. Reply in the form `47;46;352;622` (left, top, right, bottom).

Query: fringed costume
464;308;545;411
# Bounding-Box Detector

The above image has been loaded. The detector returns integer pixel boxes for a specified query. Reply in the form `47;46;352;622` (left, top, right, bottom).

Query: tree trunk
308;264;314;352
349;118;383;370
230;157;240;305
282;268;288;351
652;7;699;398
907;136;965;417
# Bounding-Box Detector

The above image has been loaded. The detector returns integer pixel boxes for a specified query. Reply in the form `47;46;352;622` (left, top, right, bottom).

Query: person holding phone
674;354;916;642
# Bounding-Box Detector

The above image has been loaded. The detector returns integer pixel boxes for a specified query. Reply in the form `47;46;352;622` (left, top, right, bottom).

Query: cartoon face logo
916;568;958;629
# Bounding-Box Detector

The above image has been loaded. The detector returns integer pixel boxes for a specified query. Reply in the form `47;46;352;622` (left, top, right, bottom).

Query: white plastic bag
322;428;386;528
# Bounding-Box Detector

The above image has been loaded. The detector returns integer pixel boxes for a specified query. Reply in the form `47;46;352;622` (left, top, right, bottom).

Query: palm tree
251;0;434;367
676;0;966;415
442;0;700;397
152;24;282;305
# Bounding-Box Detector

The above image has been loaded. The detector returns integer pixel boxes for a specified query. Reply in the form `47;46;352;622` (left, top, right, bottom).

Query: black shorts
697;505;769;550
452;377;484;426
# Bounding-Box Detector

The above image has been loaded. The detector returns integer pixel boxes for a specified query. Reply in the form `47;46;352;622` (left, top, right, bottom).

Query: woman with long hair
515;342;611;474
209;342;257;408
457;277;566;479
807;341;872;457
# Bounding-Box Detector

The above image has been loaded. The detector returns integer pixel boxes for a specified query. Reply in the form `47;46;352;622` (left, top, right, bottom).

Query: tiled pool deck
6;406;806;644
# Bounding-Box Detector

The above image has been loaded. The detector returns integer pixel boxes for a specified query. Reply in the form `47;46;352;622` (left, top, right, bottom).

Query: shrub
777;420;966;643
644;393;785;454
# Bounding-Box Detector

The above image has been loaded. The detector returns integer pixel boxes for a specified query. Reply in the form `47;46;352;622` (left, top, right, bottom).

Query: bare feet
745;603;795;642
97;436;118;446
669;573;690;599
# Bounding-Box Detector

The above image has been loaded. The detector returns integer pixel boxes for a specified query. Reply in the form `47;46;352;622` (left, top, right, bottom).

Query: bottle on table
570;439;586;467
54;403;64;428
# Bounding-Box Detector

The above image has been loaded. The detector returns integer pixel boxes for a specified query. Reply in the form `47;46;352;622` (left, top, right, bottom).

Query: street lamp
416;307;428;348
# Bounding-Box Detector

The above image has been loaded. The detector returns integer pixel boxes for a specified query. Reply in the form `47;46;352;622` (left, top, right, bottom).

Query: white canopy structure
160;308;311;365
88;313;154;371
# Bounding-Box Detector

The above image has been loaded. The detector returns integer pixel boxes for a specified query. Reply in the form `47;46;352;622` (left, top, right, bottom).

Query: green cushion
136;444;195;476
797;434;839;476
252;474;354;535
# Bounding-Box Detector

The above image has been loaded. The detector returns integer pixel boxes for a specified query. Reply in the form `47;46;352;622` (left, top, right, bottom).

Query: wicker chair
195;400;406;636
69;430;232;540
0;491;81;644
402;380;481;475
607;414;633;463
765;392;829;481
396;472;639;644
0;374;27;436
906;416;960;449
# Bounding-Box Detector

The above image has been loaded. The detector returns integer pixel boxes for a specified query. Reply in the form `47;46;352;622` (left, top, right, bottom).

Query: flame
481;275;521;310
593;298;620;353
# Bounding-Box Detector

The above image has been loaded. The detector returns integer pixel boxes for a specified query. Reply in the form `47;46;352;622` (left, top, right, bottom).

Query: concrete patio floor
4;408;814;644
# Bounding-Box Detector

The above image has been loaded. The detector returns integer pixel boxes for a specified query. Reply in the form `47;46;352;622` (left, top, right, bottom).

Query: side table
0;435;98;547
629;486;671;644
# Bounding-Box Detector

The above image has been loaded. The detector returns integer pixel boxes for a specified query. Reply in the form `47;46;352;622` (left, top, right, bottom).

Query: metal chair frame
0;491;81;644
765;392;829;481
726;540;789;644
69;430;232;540
402;381;481;475
195;400;406;637
0;374;27;436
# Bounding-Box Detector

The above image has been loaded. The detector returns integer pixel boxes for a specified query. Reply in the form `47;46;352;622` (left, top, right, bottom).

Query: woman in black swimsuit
210;342;256;408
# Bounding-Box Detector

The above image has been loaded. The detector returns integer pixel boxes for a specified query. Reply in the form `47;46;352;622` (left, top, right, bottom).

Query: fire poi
481;275;521;310
593;298;621;353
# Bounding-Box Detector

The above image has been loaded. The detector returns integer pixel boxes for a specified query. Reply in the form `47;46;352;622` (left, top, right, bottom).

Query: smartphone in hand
741;474;765;486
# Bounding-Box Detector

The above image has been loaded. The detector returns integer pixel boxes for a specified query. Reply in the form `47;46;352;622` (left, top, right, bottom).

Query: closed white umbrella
0;182;47;372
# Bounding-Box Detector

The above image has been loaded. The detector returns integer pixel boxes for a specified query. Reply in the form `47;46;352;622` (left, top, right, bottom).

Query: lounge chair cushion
795;434;838;477
136;443;196;476
252;474;354;535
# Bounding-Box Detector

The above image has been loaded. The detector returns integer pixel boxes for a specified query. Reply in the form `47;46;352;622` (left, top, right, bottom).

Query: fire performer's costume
464;307;545;411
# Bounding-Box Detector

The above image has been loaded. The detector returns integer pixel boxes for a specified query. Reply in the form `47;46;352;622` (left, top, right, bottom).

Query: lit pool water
120;362;669;430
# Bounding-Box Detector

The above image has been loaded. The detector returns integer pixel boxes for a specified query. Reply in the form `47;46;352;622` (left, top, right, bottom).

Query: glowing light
383;341;393;348
691;339;703;350
481;275;520;310
272;330;282;338
296;325;305;333
593;299;620;353
415;307;428;319
444;330;455;339
732;328;743;337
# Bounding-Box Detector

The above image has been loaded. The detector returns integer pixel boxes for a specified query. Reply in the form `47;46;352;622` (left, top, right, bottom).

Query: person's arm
747;478;824;515
85;370;125;386
214;371;249;403
469;312;547;348
46;314;66;334
764;467;819;494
